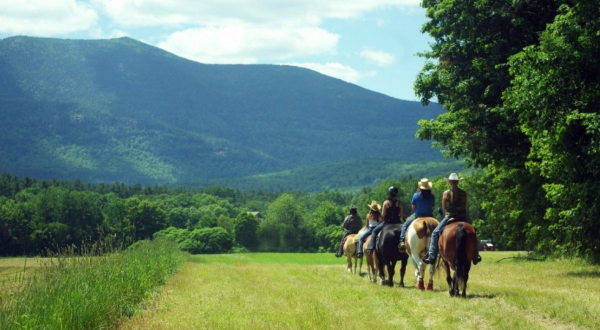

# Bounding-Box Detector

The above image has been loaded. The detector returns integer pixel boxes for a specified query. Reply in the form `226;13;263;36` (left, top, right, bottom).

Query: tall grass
0;238;187;330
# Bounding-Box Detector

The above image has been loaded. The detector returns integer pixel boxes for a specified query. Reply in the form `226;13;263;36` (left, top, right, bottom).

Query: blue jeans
427;216;450;259
400;214;417;242
366;223;386;251
357;227;376;254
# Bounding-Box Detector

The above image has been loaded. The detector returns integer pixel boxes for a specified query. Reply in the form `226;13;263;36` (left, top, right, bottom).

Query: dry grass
116;252;600;330
0;257;45;298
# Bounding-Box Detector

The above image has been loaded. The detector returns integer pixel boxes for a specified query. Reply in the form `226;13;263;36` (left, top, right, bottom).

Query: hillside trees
416;0;600;259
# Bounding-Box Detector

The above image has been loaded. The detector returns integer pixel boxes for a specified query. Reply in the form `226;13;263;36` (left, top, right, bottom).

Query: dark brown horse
438;221;477;297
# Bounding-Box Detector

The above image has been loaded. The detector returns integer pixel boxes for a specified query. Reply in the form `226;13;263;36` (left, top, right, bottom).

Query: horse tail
455;223;467;286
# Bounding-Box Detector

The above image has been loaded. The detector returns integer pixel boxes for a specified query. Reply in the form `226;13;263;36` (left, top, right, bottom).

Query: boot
335;251;342;258
366;248;373;256
422;254;436;264
356;251;363;258
398;241;406;253
473;254;482;265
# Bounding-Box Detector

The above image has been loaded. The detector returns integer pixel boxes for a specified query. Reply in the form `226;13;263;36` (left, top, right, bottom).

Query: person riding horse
335;206;362;258
364;186;403;256
355;201;382;258
398;178;435;253
422;173;482;265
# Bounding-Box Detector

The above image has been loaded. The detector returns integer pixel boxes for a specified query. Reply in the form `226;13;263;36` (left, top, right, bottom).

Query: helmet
388;186;399;197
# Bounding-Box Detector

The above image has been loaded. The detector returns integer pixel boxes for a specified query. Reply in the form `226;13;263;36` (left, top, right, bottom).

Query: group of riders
335;173;482;265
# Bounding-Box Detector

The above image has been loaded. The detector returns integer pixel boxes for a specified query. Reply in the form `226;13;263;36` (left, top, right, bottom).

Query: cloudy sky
0;0;433;101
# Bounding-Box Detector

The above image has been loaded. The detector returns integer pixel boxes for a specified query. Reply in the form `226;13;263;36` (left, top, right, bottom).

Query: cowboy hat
367;200;381;212
418;178;432;190
445;173;463;182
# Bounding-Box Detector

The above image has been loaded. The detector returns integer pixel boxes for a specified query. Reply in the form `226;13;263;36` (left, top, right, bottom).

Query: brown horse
359;233;378;283
438;221;477;297
343;227;367;275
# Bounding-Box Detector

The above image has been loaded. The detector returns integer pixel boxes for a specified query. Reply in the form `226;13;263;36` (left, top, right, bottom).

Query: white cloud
92;0;421;27
360;49;395;66
0;0;97;36
157;26;338;64
286;62;362;83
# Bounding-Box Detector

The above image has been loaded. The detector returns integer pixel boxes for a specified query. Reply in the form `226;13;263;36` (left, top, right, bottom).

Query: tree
233;212;259;250
414;0;562;252
126;197;168;240
258;194;310;252
503;1;600;260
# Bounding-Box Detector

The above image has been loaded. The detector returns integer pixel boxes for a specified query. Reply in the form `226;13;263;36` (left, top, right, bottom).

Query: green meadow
116;251;600;330
2;250;599;329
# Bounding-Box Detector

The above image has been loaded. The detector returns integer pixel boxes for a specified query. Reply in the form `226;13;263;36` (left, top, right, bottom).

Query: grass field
115;251;600;330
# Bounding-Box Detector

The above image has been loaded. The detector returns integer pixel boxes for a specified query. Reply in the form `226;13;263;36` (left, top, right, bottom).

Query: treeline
1;172;489;256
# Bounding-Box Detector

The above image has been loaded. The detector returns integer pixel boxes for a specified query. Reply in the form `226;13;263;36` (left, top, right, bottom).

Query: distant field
0;258;45;298
117;251;600;330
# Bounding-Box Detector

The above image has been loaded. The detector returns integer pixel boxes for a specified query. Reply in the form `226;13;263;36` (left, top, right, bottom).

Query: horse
405;217;439;290
375;223;408;287
343;227;367;275
359;233;378;283
438;220;478;297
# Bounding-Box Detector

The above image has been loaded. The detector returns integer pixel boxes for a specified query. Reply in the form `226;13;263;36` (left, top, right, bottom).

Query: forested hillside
0;36;446;189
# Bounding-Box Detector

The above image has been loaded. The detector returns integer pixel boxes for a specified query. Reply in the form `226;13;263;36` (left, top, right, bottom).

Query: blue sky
0;0;433;101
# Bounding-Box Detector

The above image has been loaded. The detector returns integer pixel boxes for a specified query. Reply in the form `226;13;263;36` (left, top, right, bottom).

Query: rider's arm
442;190;448;214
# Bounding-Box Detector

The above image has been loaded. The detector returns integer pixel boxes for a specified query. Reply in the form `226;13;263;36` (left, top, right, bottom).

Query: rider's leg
356;227;373;257
398;214;416;252
336;231;349;257
366;223;385;255
422;217;449;264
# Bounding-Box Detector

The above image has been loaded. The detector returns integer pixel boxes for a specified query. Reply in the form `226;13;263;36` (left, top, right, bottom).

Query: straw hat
418;178;432;190
445;173;463;182
367;200;381;212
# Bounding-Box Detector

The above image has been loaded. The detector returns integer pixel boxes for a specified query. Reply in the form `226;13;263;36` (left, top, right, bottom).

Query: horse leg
398;259;406;288
427;261;435;291
358;255;363;276
442;261;453;296
346;254;352;273
377;255;386;285
387;261;395;287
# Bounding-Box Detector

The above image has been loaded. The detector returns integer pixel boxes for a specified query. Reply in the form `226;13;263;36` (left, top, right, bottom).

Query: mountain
0;36;452;189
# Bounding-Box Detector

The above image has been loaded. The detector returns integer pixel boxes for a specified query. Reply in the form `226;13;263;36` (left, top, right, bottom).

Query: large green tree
503;1;600;259
416;0;600;260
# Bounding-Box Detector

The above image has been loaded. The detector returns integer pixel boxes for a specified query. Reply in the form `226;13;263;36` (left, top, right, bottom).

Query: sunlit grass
118;251;600;329
0;239;187;330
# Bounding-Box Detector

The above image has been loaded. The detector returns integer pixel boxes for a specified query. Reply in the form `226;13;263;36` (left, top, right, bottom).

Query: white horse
405;217;439;290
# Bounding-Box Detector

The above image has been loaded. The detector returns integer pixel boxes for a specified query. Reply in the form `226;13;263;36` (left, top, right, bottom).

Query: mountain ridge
0;36;449;189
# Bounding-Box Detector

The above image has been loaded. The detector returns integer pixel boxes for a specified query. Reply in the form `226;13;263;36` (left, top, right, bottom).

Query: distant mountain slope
0;36;446;186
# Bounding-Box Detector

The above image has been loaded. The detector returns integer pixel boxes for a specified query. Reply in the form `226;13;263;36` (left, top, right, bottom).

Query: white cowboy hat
418;178;432;190
367;200;381;212
445;173;463;182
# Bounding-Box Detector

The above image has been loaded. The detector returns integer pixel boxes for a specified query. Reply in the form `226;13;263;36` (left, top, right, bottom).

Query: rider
356;201;383;258
365;186;403;256
335;205;362;257
398;178;435;253
422;173;482;265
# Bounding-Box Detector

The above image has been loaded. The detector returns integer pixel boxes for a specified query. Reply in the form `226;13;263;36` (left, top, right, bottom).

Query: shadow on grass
565;269;600;278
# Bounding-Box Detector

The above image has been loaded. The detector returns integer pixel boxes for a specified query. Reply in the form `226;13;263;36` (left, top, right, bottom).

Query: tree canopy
415;0;600;261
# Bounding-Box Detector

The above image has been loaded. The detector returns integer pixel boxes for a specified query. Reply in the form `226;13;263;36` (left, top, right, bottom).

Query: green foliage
232;212;260;250
416;0;600;260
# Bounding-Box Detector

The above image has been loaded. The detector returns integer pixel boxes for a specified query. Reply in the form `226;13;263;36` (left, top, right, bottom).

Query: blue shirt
411;192;435;217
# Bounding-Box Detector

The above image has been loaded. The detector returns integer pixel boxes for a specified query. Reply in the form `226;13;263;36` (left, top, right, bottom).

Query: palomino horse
405;217;439;290
375;223;408;287
438;220;478;297
359;233;378;282
344;227;367;274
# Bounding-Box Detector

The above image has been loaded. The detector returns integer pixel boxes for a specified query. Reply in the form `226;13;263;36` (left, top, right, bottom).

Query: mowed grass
117;251;600;330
